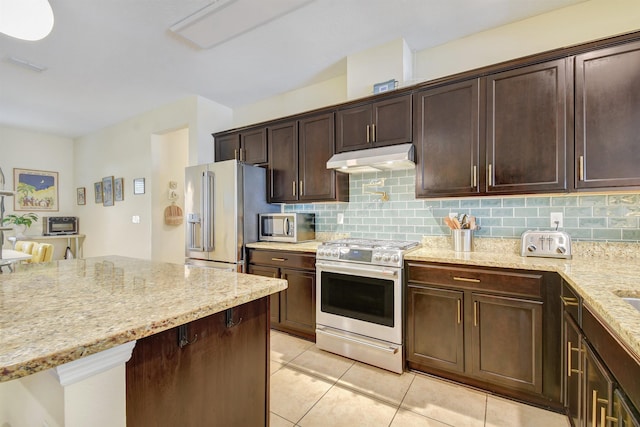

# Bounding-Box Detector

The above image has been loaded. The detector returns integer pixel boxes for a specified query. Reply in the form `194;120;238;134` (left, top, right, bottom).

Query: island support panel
126;297;270;426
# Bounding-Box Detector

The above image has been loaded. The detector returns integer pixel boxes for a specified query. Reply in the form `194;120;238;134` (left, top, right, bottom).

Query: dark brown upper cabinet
414;79;483;198
268;113;348;204
415;58;570;198
336;93;412;152
575;40;640;189
214;127;268;165
485;58;570;195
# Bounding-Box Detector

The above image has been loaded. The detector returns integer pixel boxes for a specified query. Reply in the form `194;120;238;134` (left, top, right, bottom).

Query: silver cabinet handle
299;180;303;196
371;123;376;142
472;165;477;188
292;181;296;197
366;125;370;143
579;156;585;181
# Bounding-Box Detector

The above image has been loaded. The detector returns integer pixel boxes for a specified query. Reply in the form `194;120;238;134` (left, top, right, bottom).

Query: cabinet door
268;121;298;203
372;94;412;147
575;41;640;189
613;389;640;427
470;293;543;394
299;112;338;202
584;343;614;427
406;285;464;373
414;79;481;198
486;59;569;194
126;298;268;426
280;268;316;337
247;264;281;325
214;132;240;162
564;311;582;427
336;104;372;152
241;127;268;165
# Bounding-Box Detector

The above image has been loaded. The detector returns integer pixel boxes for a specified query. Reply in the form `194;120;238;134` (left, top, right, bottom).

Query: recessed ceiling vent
169;0;313;49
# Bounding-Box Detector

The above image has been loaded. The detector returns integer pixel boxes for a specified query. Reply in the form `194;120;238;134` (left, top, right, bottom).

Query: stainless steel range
315;238;420;374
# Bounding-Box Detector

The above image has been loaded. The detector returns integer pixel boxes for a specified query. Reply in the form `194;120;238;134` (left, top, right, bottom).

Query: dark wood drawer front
407;263;542;298
561;280;581;324
248;249;315;270
582;305;640;412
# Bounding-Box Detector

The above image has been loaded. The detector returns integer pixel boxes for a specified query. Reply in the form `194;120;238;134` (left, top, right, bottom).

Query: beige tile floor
270;330;570;427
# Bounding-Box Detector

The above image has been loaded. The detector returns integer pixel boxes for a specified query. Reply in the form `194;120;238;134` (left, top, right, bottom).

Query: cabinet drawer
248;249;315;270
407;263;542;298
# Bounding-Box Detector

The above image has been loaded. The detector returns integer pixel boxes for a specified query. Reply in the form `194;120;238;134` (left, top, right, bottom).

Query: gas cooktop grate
321;238;420;251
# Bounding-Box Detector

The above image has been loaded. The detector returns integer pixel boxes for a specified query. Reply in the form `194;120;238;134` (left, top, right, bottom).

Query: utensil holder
452;229;473;252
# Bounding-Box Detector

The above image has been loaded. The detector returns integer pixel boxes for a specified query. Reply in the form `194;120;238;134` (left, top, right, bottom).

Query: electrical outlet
550;212;563;229
132;215;140;224
337;213;344;224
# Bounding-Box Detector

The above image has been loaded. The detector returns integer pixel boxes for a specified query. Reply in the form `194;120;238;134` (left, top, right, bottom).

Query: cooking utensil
444;217;457;229
452;217;462;229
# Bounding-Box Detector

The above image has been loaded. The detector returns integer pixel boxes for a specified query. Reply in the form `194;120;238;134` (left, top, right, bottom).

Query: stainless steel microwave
259;213;315;243
43;216;79;235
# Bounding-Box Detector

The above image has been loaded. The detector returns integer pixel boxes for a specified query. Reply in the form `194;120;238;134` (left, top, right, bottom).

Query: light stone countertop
247;238;640;362
0;256;287;382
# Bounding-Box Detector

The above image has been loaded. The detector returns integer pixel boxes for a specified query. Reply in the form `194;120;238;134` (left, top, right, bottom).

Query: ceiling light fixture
170;0;313;49
0;0;54;41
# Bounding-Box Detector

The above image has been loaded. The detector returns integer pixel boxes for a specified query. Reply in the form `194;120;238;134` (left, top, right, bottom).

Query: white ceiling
0;0;585;138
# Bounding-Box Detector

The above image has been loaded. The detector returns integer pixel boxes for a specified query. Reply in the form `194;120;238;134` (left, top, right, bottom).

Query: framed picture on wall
13;168;59;211
77;187;86;205
102;176;114;207
94;182;103;203
114;177;124;202
133;178;145;195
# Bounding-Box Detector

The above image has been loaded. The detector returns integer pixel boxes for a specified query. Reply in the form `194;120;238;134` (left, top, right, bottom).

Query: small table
0;249;32;272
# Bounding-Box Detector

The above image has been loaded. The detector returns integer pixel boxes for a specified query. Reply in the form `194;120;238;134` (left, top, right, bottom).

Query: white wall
151;127;189;264
73;96;229;259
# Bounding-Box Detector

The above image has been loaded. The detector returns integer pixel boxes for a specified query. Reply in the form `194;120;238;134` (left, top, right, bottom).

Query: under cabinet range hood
326;143;415;174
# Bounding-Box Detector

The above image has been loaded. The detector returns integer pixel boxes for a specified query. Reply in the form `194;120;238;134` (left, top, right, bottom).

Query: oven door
315;260;402;344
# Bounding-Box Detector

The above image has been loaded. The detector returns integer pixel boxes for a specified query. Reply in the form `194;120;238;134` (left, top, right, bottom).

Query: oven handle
315;261;398;277
316;327;398;354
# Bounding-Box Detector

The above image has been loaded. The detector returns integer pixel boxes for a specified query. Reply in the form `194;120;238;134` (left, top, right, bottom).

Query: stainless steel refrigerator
184;160;277;271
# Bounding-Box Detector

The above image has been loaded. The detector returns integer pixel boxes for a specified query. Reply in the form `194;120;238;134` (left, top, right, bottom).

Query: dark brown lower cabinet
583;343;613;427
406;285;464;373
406;262;559;407
562;283;640;427
470;293;543;394
247;249;316;340
564;312;583;427
126;297;269;427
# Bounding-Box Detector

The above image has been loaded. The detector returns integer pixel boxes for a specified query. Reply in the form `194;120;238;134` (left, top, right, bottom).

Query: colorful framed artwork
102;176;114;207
13;168;59;211
77;187;86;205
94;182;103;203
114;177;124;202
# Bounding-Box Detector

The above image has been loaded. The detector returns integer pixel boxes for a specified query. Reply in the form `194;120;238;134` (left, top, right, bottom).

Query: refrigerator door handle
202;171;215;252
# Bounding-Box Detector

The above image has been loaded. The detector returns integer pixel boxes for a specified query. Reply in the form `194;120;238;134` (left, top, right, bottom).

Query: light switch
132;215;140;224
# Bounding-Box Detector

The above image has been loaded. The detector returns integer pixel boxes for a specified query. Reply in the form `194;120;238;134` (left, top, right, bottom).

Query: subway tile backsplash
283;169;640;243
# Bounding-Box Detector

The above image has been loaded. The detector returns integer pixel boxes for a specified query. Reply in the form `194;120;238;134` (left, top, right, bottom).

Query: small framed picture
114;177;124;202
133;178;145;195
102;176;114;207
77;187;86;205
94;182;103;204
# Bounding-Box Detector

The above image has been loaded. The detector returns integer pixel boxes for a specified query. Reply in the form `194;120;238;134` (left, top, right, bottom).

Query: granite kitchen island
0;256;287;427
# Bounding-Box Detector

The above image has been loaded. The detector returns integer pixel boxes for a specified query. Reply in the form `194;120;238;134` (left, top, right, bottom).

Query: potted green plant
2;213;38;237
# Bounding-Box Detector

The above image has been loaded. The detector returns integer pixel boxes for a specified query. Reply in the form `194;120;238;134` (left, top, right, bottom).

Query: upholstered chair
30;243;54;263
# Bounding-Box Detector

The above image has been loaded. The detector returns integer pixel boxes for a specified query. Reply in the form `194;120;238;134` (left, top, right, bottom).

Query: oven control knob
331;249;340;258
382;254;390;262
317;248;324;257
391;254;399;263
373;253;381;261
